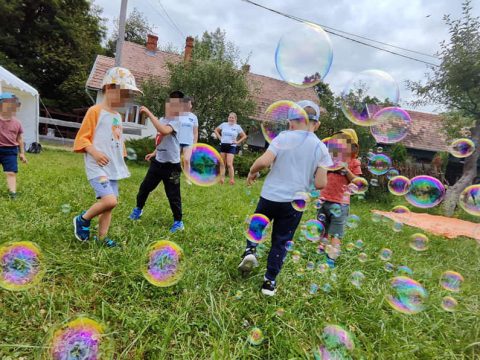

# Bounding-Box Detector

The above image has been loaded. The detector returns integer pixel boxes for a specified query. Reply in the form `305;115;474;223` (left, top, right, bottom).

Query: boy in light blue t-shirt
239;103;332;296
178;96;198;183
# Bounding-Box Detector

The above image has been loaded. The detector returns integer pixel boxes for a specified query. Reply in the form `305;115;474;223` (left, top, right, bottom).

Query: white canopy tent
0;66;39;148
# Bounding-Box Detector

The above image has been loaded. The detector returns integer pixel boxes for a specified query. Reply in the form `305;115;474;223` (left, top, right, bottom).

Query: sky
94;0;480;114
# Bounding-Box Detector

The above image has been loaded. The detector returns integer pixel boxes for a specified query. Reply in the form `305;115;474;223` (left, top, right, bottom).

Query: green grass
0;148;479;359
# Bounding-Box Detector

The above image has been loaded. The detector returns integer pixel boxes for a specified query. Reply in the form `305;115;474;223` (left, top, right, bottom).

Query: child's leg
220;152;227;183
83;195;117;221
182;146;192;176
163;166;182;222
226;153;235;182
98;209;113;238
265;202;303;282
5;172;16;193
246;197;275;249
136;160;163;209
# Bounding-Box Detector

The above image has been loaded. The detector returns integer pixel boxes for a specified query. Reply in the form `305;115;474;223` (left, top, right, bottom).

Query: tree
139;28;256;143
105;8;154;57
0;0;106;110
408;0;480;216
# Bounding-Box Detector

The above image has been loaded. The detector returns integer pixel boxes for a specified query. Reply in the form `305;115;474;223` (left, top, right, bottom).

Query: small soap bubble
441;296;458;312
379;248;393;261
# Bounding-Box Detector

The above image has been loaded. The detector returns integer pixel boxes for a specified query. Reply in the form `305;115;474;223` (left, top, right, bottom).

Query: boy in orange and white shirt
72;67;142;247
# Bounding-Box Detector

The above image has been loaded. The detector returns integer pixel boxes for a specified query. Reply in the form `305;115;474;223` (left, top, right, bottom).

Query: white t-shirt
178;112;198;146
218;122;244;145
155;117;181;164
261;131;333;202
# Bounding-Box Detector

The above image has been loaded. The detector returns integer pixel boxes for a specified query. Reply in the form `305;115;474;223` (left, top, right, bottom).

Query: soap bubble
392;205;410;214
441;296;458;312
309;283;319;294
459;184;480;216
322;283;333;293
322;134;354;171
184;143;224;186
396;265;414;276
307;261;316;271
247;327;264;345
304;219;326;242
370;178;379;187
142;241;185;287
355;239;364;249
372;212;382;222
126;147;137;161
318;263;329;273
358;252;368;263
60;204;71;214
384;262;395;272
346;214;360;229
406;176;445;208
410;233;429;251
449;138;475;158
276;308;286;317
386;168;400;180
379;248;393;261
370;107;411;144
292;251;301;263
340;69;399;127
368;154;392;176
329;203;342;218
392;222;403;232
235;290;243;300
285;241;295;251
350;177;369;194
350;271;365;288
386;276;428;314
322;325;355;352
345;243;355;251
275;23;333;88
292;192;310;212
440;271;464;292
388;176;411;196
245;214;270;243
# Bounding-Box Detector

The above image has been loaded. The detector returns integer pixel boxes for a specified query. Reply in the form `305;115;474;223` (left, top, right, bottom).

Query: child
0;92;27;199
73;67;142;247
239;107;332;296
317;129;362;267
178;96;198;183
128;91;185;233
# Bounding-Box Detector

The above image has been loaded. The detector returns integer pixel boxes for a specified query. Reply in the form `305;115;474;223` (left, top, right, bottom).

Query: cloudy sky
95;0;479;113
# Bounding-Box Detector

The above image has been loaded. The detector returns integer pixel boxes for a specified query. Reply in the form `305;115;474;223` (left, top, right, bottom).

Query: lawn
0;148;479;359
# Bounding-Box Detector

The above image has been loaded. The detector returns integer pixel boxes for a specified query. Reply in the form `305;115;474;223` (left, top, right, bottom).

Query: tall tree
105;8;154;57
0;0;106;110
408;0;480;216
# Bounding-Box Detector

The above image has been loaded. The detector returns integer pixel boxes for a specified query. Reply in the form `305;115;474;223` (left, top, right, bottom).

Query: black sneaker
261;280;277;296
238;247;258;275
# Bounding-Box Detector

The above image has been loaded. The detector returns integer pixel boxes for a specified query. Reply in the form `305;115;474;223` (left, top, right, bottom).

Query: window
123;105;146;126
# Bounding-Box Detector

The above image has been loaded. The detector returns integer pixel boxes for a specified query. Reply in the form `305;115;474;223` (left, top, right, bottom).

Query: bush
390;143;408;165
125;136;155;164
233;148;270;178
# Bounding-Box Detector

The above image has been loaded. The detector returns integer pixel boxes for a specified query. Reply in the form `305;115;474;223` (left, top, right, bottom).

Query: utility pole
115;0;128;67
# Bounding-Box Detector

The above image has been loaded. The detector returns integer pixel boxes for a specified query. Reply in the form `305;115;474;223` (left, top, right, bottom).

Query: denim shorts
317;201;350;238
89;176;119;199
0;146;18;173
220;143;237;154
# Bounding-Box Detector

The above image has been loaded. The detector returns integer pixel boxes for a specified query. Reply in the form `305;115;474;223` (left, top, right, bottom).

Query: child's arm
16;133;27;164
194;126;199;144
140;106;174;135
247;150;276;185
145;150;157;162
314;167;328;189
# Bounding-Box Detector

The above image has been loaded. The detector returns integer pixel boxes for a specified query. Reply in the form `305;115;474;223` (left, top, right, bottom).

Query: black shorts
220;143;238;154
0;146;18;173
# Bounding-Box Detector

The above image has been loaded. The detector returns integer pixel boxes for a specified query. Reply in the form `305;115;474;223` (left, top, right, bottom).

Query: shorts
180;143;192;150
89;176;119;199
0;146;18;173
220;143;238;154
317;201;350;238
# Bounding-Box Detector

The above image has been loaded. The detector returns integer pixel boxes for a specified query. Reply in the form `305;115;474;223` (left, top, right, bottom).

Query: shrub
125;136;155;164
390;143;408;165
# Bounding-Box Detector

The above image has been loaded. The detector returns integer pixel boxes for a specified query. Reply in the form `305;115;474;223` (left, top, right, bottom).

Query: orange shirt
320;159;362;205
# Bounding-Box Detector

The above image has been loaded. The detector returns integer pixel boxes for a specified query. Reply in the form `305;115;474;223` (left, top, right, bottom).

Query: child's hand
92;150;110;166
145;152;156;162
246;172;259;186
140;106;153;118
19;153;27;164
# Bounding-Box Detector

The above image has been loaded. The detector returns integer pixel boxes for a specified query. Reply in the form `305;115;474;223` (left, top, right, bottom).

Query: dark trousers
136;159;182;221
247;197;303;281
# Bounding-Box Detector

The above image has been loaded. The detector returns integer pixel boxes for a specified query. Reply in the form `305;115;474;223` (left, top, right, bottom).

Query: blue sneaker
170;221;185;233
73;212;90;241
326;257;336;269
93;236;118;248
129;207;143;220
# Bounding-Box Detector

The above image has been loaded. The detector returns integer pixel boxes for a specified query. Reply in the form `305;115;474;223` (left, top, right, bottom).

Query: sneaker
73;212;90;241
238;248;258;275
170;221;185;233
93;236;118;248
129;207;143;220
8;192;17;200
261;279;277;296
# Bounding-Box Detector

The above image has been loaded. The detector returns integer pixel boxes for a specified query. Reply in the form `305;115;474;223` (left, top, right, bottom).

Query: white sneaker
238;253;258;274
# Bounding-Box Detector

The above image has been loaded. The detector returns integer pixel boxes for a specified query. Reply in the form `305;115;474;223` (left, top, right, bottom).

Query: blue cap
0;92;18;102
297;100;321;121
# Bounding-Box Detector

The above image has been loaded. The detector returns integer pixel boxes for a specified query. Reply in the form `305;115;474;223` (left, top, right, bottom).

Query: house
85;34;318;142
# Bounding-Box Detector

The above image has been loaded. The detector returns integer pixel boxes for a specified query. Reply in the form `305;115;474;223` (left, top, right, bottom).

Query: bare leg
98;209;113;238
183;146;192;180
220;152;227;184
83;195;118;221
226;154;235;184
5;172;16;193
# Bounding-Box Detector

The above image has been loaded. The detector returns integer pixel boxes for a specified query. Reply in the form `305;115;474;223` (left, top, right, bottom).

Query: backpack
27;142;42;154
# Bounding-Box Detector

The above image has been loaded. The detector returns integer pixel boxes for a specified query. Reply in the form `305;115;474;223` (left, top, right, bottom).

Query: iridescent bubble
388;176;411;196
409;233;429;251
292;251;301;263
449;138;475;158
386;276;428;314
60;204;71;214
459;184;480;216
396;265;414;276
275;308;285;317
371;107;411;144
372;213;382;222
126;147;138;161
248;327;264;345
358;252;368;263
285;241;295;252
392;205;410;214
304;219;326;242
405;176;445;209
318;213;327;222
235;290;243;300
322;325;355;352
313;346;349;360
322;283;332;293
245;214;270;243
368;154;392;176
296;268;305;277
326;245;340;260
440;271;464;292
45;317;114;359
142;241;185;287
346;214;360;229
386;168;400;180
306;261;315;271
261;101;309;148
384;262;395;272
370;178;379;187
355;239;364;249
310;189;321;198
183;143;223;186
341;69;399;127
349;177;368;195
309;283;319;294
0;241;45;291
351;271;365;288
441;296;458;312
275;23;333;88
379;248;393;261
345;243;355;251
392;222;403;232
292;192;310;212
329;203;342;218
376;146;384;153
322;133;354;171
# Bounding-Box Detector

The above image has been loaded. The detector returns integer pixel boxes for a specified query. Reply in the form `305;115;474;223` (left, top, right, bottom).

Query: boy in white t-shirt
178;96;198;183
239;104;332;296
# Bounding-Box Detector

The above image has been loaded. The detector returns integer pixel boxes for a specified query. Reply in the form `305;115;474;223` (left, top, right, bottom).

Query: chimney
242;64;250;72
184;36;194;62
146;34;158;52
